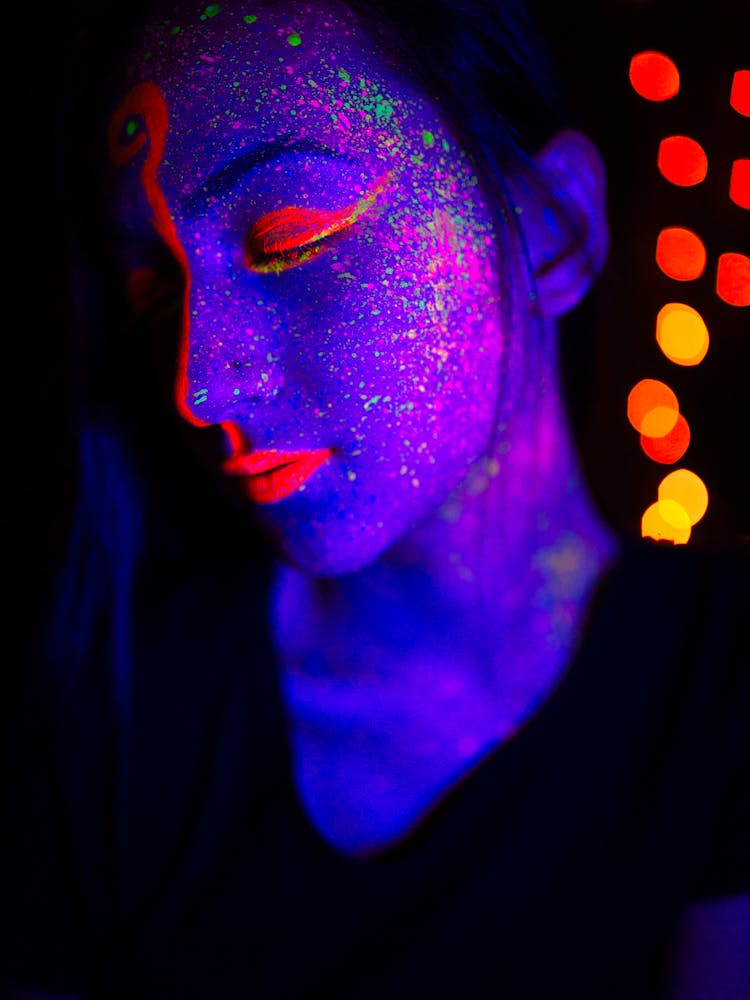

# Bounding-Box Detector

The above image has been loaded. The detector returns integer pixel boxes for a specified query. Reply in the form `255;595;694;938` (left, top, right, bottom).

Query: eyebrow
181;139;355;216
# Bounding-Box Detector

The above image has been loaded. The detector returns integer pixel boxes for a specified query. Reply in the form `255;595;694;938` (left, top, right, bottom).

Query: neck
270;321;621;855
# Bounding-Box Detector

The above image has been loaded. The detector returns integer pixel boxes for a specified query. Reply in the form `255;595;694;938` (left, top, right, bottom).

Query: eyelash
245;224;338;275
244;174;392;276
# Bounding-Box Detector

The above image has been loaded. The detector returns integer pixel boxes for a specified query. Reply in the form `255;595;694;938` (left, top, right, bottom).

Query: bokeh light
658;468;709;525
627;378;680;436
716;252;750;306
629;51;680;101
729;159;750;210
656;227;706;281
656;302;709;365
657;136;708;187
640;413;690;464
642;499;691;544
730;69;750;117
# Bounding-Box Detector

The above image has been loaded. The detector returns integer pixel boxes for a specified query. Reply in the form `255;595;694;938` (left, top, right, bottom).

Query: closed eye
244;173;392;275
245;206;346;273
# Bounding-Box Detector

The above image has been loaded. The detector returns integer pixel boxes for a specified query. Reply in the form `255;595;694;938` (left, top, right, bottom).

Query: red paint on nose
109;81;203;427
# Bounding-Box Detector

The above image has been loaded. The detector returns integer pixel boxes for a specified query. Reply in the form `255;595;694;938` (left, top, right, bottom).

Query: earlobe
519;129;609;318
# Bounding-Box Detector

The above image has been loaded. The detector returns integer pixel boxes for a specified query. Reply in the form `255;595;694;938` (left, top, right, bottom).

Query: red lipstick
223;448;332;505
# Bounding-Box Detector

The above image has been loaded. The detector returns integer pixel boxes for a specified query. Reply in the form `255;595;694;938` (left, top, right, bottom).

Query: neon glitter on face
108;1;622;857
110;0;504;575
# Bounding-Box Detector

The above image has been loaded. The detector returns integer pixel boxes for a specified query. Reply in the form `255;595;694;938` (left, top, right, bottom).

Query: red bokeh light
629;51;680;101
657;136;708;187
716;253;750;306
729;160;750;210
656;227;706;281
730;70;750;117
640;413;690;464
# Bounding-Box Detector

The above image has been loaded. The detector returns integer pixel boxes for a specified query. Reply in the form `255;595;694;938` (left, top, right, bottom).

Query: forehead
133;0;372;79
120;0;431;173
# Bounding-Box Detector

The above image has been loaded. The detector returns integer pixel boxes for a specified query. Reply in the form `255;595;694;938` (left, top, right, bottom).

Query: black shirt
3;537;748;998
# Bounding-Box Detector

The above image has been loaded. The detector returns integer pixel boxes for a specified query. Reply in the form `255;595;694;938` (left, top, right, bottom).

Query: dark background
40;0;749;589
539;0;749;545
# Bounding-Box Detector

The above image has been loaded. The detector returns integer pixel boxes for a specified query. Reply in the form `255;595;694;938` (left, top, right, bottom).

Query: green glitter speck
233;388;240;396
203;4;220;17
170;25;181;34
374;97;393;121
422;130;434;148
287;30;301;46
338;68;350;82
125;120;138;136
244;14;257;23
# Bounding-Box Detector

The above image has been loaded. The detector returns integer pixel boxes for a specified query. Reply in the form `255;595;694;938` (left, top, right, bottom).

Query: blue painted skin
113;0;619;857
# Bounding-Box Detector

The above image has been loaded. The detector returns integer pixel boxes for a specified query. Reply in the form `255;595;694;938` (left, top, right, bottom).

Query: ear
516;129;609;318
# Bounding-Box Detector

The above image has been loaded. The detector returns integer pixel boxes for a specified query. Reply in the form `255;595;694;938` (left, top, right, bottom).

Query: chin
270;520;395;578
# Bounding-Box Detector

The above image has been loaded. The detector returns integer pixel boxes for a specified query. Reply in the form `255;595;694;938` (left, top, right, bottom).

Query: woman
4;0;748;997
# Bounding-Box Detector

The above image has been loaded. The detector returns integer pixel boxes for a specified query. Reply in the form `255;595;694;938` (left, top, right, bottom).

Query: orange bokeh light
730;69;750;117
642;499;691;545
656;303;709;366
629;51;680;102
658;469;709;526
656;227;707;281
657;136;708;187
640;413;690;464
716;252;750;306
729;159;750;210
642;406;682;437
627;379;679;436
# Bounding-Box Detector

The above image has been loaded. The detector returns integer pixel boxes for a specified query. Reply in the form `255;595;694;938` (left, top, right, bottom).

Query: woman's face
112;0;505;575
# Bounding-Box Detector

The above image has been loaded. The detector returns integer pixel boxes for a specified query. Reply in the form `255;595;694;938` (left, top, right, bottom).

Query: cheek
336;205;502;404
312;226;502;488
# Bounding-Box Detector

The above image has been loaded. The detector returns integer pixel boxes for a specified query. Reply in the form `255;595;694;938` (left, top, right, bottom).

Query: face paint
111;0;504;575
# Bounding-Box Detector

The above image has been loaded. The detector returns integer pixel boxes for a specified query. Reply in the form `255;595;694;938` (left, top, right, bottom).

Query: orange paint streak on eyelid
251;204;355;254
248;172;392;256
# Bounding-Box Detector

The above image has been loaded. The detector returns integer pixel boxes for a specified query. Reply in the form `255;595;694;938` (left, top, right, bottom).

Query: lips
222;448;333;504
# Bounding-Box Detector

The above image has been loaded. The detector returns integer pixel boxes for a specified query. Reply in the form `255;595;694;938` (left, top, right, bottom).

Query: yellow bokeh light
642;499;691;544
656;303;710;366
640;405;680;437
658;469;709;526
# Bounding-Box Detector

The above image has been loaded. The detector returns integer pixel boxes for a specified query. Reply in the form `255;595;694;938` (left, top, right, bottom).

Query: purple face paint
112;1;620;856
112;0;504;575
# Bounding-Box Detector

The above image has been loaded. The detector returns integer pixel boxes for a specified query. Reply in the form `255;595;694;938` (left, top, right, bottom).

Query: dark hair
46;0;589;825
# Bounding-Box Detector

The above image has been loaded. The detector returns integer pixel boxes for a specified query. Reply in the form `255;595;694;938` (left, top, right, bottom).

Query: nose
175;307;286;427
178;352;287;426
